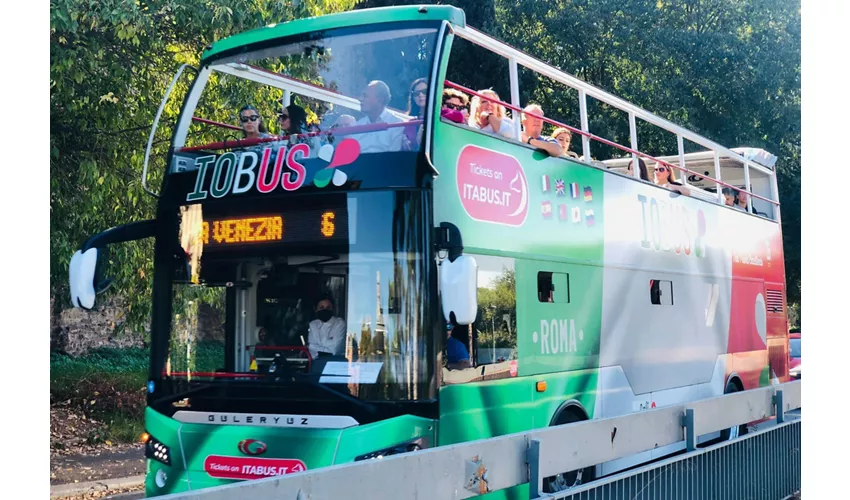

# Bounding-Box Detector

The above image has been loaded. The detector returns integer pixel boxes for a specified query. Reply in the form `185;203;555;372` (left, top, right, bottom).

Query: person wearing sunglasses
237;105;272;154
653;161;690;196
404;78;429;148
440;88;469;125
238;105;271;140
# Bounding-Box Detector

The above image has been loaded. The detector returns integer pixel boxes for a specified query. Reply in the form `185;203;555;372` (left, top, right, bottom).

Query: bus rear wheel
719;379;748;441
542;409;596;494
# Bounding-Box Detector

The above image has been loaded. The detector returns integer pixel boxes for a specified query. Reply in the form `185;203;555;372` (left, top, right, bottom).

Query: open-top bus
67;5;790;498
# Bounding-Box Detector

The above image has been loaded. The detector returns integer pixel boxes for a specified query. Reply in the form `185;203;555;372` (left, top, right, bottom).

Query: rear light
144;433;172;466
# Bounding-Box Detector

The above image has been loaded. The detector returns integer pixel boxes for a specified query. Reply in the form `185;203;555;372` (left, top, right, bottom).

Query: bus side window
537;271;570;303
650;279;674;305
469;254;517;367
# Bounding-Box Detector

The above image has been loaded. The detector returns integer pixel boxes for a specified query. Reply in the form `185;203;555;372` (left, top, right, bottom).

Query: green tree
50;0;357;333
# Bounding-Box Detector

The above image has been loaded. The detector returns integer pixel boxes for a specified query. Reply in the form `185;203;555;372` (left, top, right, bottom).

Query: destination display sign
198;208;347;250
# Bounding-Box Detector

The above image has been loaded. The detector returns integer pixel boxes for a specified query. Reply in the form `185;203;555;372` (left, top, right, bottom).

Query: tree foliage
361;0;800;305
50;0;357;330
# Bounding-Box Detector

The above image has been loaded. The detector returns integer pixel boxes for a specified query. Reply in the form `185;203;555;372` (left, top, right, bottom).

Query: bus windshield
179;21;440;156
157;190;435;408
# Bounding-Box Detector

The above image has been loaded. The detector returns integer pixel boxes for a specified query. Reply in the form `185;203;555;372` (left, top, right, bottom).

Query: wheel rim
728;424;740;440
548;469;583;491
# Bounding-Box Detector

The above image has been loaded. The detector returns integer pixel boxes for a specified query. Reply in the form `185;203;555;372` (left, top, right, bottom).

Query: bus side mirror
69;248;101;309
440;255;478;325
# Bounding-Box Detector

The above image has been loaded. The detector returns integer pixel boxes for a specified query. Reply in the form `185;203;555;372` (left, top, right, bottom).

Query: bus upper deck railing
442;79;779;210
451;24;780;222
153;380;800;500
164;17;780;221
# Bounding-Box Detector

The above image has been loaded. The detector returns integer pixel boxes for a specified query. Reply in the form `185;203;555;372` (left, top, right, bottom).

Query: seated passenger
520;104;563;157
627;157;650;181
653;161;690;196
736;190;763;215
404;78;428;148
352;80;405;153
441;88;469;124
237;105;272;153
468;89;516;139
276;102;324;154
722;187;739;207
307;296;346;360
551;127;580;158
334;114;357;129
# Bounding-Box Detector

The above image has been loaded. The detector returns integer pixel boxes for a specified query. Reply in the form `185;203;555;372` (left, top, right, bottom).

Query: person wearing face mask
306;296;347;361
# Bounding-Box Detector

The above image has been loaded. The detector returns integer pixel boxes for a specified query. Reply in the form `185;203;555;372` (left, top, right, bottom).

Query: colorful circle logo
237;439;268;456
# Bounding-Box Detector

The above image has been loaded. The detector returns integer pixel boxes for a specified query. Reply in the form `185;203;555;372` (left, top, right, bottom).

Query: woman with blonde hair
468;89;516;139
550;127;579;158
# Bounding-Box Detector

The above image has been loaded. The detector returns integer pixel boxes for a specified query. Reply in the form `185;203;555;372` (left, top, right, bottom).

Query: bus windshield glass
179;22;440;156
159;190;434;405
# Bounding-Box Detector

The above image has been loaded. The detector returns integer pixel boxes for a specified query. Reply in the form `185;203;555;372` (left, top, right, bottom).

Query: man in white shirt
307;296;347;360
352;80;405;153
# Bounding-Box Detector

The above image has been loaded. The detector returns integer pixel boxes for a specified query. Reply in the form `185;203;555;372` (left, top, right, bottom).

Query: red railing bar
443;80;778;206
163;371;264;378
176;119;422;153
192;116;243;131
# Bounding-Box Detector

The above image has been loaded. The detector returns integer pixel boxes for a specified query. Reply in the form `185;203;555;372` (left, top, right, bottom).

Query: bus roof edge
201;5;465;63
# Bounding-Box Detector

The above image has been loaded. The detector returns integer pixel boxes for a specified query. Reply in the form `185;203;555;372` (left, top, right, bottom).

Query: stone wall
50;296;225;356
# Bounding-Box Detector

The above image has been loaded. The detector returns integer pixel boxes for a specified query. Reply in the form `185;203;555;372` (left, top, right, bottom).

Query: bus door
516;259;601;420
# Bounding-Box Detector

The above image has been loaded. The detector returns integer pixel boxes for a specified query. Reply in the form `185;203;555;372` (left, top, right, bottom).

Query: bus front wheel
542;409;596;493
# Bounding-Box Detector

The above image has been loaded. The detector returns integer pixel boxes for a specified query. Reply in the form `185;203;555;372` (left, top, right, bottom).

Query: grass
50;343;225;445
51;347;149;445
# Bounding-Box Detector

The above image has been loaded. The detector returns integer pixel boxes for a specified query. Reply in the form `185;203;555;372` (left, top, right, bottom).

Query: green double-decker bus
68;5;789;498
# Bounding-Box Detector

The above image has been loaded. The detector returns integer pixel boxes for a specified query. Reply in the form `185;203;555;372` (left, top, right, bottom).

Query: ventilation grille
766;289;784;313
769;344;788;379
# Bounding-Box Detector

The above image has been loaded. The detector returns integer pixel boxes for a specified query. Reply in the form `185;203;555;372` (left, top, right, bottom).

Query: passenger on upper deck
404;78;428;149
736;189;763;216
520;104;563;157
627;157;650;181
237;105;272;153
441;88;469;124
353;80;405;153
468;89;516;139
551;127;580;159
722;187;739;208
653;161;690;196
334;114;357;129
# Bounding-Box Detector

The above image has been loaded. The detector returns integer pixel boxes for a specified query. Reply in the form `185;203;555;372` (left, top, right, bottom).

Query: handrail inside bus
443;80;779;207
177;119;423;153
215;62;412;121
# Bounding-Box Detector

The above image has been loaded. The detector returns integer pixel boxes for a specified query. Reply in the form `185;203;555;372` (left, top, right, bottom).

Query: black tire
719;379;749;441
541;409;596;494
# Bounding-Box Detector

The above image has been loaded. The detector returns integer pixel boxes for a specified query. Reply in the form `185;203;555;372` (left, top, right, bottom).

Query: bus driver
307;296;347;360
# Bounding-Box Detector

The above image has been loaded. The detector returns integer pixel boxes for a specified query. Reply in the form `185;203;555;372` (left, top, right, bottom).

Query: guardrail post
528;439;543;499
683;408;696;452
774;389;785;423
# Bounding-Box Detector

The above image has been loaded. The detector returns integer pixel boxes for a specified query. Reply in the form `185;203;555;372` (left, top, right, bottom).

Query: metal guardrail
543;419;801;500
157;381;801;500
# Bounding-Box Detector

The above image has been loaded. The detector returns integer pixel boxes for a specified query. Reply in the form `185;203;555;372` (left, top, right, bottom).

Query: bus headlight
144;433;172;466
354;438;428;461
